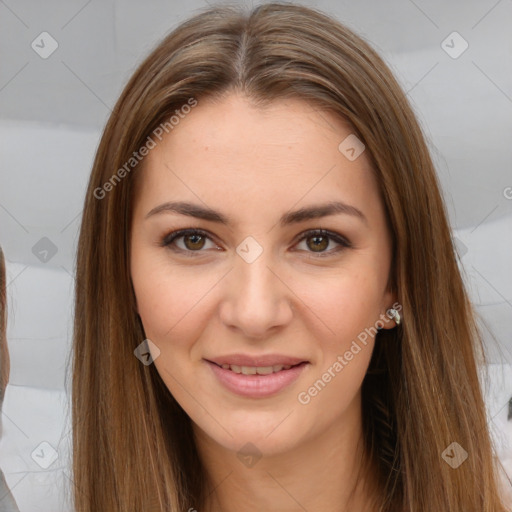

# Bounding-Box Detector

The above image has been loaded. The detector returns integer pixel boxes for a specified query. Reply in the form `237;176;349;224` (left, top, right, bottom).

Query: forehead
134;93;382;226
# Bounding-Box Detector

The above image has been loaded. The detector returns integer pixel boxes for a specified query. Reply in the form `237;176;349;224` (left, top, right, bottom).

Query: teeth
220;364;293;374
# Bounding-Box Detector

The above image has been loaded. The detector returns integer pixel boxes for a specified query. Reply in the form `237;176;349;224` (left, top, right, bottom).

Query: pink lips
205;354;309;398
208;353;307;367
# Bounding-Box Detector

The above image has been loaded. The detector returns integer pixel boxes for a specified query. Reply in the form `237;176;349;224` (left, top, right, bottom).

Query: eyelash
160;228;352;258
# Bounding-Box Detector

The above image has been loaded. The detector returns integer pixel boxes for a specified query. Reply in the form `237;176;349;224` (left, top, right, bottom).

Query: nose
218;249;294;340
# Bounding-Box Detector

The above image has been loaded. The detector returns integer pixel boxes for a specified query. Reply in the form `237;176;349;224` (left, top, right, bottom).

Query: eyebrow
145;200;368;227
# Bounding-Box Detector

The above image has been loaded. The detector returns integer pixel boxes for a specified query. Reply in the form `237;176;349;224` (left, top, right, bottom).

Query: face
130;92;397;458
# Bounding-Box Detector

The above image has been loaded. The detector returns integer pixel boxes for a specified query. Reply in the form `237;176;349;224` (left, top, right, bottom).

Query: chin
192;410;306;458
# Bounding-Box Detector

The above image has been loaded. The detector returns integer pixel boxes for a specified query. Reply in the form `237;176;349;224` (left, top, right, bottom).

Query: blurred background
0;0;511;509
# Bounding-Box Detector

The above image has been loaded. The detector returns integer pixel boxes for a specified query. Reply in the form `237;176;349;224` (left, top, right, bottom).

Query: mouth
211;361;306;375
204;356;309;398
206;353;308;368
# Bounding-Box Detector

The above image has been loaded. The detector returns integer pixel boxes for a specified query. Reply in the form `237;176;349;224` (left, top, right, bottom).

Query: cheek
131;246;222;343
298;344;372;427
294;272;378;414
291;265;384;351
132;260;215;403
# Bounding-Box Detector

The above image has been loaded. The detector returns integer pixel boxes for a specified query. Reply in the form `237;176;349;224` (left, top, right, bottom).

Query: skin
130;92;398;511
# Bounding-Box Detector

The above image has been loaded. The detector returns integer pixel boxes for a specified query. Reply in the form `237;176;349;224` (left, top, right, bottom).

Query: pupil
186;234;204;250
309;235;328;252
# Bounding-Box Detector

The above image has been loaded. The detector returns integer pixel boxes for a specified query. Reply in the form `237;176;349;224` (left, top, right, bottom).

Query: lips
218;363;295;375
207;354;308;368
205;354;309;398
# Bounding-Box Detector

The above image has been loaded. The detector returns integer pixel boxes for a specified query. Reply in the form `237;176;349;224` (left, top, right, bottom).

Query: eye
293;229;351;257
161;228;351;258
161;229;220;256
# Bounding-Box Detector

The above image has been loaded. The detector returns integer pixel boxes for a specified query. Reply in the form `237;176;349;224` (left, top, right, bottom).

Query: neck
193;398;380;512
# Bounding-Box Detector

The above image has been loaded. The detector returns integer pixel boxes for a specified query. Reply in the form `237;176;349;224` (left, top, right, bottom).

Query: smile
205;360;309;398
219;363;294;375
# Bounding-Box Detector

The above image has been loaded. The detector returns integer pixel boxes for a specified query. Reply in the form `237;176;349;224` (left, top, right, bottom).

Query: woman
72;3;510;511
0;247;20;511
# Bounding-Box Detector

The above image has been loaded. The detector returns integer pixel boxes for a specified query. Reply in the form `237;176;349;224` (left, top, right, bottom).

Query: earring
386;308;401;326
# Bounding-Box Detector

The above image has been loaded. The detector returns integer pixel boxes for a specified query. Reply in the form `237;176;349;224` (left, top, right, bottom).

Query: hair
72;2;510;511
0;246;9;404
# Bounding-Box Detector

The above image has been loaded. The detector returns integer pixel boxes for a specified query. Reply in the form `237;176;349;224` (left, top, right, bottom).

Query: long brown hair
72;3;509;510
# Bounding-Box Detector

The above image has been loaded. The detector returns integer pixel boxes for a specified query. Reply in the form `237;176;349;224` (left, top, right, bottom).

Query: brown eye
294;229;351;257
183;233;206;250
161;229;218;255
306;234;329;252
